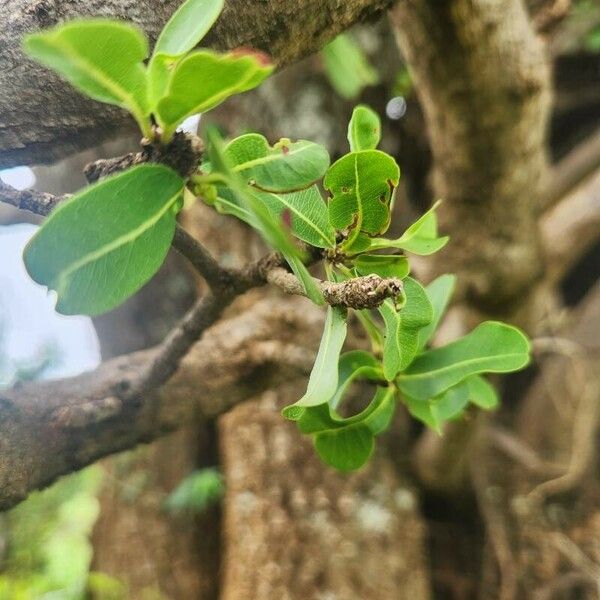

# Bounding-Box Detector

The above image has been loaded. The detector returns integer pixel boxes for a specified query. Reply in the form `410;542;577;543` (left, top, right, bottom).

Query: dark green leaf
315;425;374;471
24;165;184;316
24;20;150;133
224;134;330;193
398;321;531;400
348;105;381;151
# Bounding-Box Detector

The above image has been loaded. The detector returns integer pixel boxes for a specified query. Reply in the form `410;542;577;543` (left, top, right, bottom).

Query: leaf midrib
233;143;314;172
49;36;146;119
55;189;181;292
270;191;335;247
399;352;528;382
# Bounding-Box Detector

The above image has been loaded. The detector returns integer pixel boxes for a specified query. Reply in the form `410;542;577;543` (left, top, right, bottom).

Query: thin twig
172;224;229;289
0;181;65;216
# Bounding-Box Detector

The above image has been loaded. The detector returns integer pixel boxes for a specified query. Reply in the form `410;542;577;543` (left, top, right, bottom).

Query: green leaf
207;129;323;303
149;0;225;101
348;105;381;151
321;33;378;100
257;186;336;248
325;150;400;250
398;321;531;400
418;274;456;350
329;350;384;410
157;50;273;137
403;395;441;433
430;380;470;423
24;165;184;316
467;375;499;410
154;0;224;57
283;306;347;414
370;200;449;255
296;386;396;471
315;424;374;471
224;134;330;193
24;20;150;134
379;277;433;380
354;254;410;279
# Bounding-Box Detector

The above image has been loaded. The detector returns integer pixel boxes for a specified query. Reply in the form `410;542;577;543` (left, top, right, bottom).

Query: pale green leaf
398;322;531;400
348;105;381;151
154;0;224;57
403;395;441;433
257;186;336;248
286;306;348;409
24;165;183;316
354;254;410;279
325;150;400;250
467;375;499;410
24;20;150;132
157;50;273;136
149;0;225;101
418;274;457;350
370;200;449;255
224;134;330;193
322;33;378;100
329;350;384;410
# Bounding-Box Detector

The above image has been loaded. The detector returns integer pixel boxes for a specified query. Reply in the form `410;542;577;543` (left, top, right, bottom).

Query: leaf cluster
21;1;532;472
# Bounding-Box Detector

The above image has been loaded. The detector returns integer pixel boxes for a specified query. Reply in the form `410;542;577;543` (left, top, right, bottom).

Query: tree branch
0;296;324;511
0;0;394;168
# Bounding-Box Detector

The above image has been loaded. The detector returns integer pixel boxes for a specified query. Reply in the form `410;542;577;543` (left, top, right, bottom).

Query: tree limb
0;296;323;511
0;0;394;168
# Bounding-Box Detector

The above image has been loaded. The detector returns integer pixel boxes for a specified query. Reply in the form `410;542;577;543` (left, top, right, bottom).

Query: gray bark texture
0;0;393;168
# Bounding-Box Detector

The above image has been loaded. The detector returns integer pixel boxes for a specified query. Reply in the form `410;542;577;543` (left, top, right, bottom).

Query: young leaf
153;0;224;58
467;375;499;410
354;254;410;279
257;187;336;248
157;50;273;137
418;274;457;350
24;165;184;316
370;200;449;255
430;380;470;423
379;277;433;380
325;150;400;250
398;321;531;400
224;134;330;193
149;0;225;101
321;33;378;100
283;306;348;411
348;105;381;151
24;20;150;134
207;129;323;303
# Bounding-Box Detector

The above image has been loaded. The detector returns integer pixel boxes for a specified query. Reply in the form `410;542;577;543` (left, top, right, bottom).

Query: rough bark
0;295;322;511
0;0;393;168
391;0;551;320
219;384;432;600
